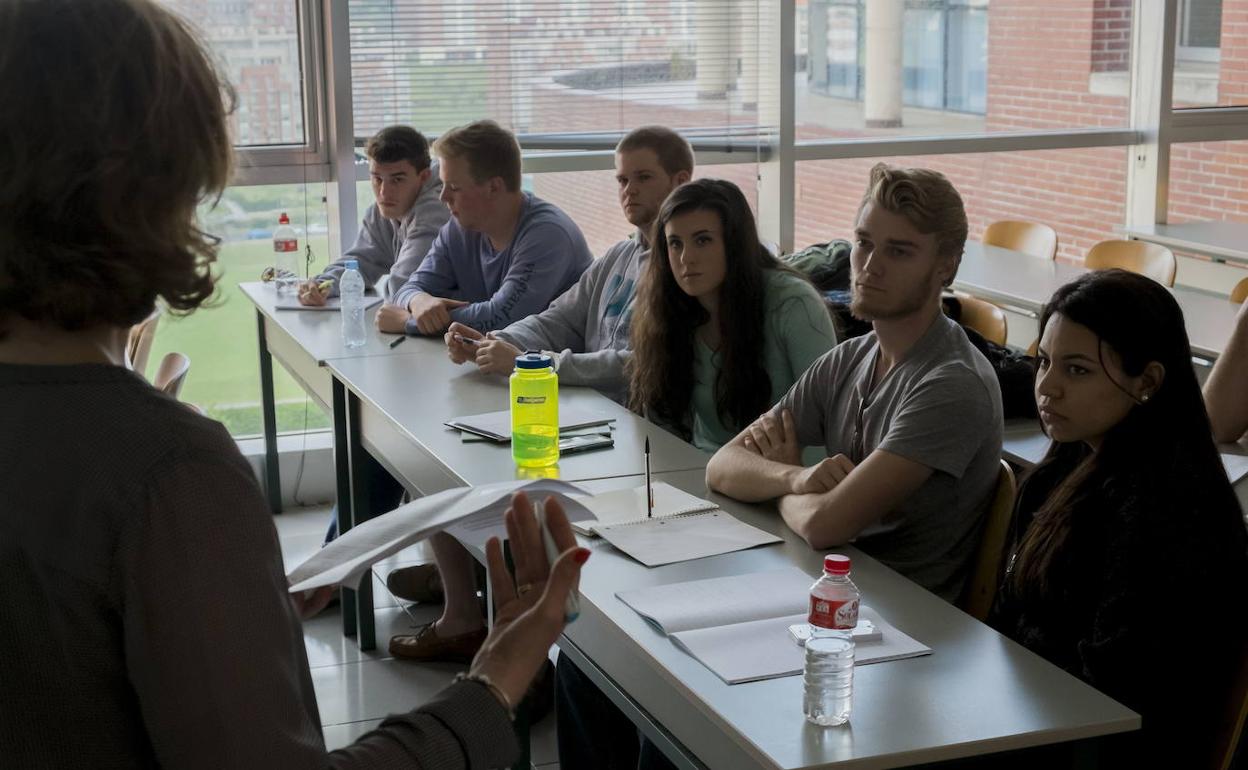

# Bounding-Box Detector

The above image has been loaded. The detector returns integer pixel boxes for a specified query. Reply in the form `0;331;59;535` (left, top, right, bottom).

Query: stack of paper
617;568;931;684
444;407;615;442
286;478;593;592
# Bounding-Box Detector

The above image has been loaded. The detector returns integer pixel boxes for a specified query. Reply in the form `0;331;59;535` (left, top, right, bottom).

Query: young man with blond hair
377;120;592;335
706;162;1004;603
444;125;695;404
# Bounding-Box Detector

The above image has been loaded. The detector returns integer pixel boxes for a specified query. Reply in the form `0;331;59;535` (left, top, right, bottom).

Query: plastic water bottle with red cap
272;212;300;296
803;553;860;726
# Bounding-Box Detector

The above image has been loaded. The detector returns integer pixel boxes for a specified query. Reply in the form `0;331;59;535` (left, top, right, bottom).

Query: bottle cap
343;259;359;270
279;212;290;225
823;554;851;575
514;352;554;370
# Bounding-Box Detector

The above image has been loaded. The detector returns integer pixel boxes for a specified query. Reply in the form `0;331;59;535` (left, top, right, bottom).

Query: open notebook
571;482;719;536
616;568;931;684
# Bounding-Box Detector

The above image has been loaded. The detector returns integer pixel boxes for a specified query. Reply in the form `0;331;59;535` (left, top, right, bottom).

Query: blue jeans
323;457;405;544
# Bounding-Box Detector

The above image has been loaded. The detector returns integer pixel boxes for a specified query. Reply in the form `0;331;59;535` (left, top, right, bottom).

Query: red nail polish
573;548;591;564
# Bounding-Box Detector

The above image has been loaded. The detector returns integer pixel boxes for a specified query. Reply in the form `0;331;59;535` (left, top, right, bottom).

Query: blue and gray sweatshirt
391;193;592;334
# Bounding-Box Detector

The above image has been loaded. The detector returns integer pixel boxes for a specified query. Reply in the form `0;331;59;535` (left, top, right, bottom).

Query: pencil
645;436;653;519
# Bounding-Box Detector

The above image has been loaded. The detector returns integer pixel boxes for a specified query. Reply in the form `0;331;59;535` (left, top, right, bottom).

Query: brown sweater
0;362;517;768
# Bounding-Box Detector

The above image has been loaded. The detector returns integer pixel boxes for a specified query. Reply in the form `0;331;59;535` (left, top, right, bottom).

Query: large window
801;0;1125;140
347;1;774;146
161;1;308;146
146;185;333;437
796;147;1129;264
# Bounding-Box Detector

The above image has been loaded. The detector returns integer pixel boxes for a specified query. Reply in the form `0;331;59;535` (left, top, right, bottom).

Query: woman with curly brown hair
627;178;838;452
0;1;585;766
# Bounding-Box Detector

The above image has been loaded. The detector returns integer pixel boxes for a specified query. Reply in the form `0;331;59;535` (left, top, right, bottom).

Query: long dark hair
1010;269;1236;597
628;179;792;439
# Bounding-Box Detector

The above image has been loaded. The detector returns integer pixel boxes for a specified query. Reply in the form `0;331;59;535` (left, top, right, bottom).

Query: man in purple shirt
376;120;592;336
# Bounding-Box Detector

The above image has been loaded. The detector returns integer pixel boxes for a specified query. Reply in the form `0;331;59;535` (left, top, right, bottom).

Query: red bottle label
273;239;298;252
809;595;859;630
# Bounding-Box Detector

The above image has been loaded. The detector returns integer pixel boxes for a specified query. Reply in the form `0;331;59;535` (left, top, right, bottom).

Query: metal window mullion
795;128;1142;162
1125;0;1177;229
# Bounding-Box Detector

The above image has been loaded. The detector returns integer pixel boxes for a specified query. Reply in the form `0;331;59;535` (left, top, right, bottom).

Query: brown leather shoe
385;564;444;604
389;623;486;664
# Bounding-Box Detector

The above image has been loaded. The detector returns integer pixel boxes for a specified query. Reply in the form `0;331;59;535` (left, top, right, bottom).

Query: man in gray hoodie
297;125;448;304
442;126;695;404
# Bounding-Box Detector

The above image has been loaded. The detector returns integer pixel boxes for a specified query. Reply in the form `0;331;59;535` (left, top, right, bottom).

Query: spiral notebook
584;487;782;567
571;482;720;536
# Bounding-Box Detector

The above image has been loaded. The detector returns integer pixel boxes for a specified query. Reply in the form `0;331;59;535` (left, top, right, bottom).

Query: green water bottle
511;352;559;468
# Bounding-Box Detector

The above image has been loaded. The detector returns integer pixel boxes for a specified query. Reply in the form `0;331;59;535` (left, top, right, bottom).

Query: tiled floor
275;505;560;769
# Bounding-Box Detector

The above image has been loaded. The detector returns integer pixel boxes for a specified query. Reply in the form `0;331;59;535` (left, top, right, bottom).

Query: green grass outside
145;237;333;436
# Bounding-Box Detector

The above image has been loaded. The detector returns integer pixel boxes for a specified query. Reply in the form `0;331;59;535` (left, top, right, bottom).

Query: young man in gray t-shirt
707;163;1003;602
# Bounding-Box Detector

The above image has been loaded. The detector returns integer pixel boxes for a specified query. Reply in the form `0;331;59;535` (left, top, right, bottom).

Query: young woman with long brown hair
627;178;838;451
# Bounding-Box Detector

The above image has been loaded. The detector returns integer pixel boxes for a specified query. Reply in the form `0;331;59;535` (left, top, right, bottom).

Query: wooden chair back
126;308;162;376
951;291;1009;346
983;220;1058;261
152;352;190;399
1085;239;1177;287
958;460;1018;622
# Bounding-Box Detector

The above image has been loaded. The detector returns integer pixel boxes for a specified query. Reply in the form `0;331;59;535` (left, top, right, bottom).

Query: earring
1140;392;1151;403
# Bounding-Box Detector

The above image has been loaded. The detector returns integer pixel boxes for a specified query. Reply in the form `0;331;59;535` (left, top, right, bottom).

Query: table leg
346;389;376;651
255;310;282;514
331;378;359;638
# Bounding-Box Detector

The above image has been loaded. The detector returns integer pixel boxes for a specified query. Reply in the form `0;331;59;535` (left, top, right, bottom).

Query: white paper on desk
445;407;615;442
595;511;780;568
273;295;383;311
571;482;720;536
286;478;592;592
1221;452;1248;485
618;568;813;634
670;607;931;685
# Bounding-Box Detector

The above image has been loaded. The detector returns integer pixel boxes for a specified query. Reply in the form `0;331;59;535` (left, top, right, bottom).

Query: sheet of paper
273;294;383;311
1221;451;1248;485
286;478;591;592
570;482;720;536
596;511;781;568
670;607;932;685
616;568;812;635
460;423;614;444
445;407;615;442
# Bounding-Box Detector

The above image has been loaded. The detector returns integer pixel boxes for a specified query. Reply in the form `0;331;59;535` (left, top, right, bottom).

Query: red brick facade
526;2;1246;274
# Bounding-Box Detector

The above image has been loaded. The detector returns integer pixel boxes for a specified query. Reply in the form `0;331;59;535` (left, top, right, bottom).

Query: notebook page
597;512;782;569
615;567;811;635
571;482;719;535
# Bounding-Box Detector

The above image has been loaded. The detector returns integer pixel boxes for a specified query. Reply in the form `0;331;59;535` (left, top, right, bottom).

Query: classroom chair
1230;275;1248;303
126;307;162;376
951;291;1009;347
153;352;191;399
1084;239;1177;287
957;460;1017;622
982;220;1058;261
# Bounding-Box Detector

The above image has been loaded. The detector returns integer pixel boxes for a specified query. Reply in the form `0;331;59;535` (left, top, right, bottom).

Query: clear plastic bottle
803;554;859;726
339;259;367;348
272;212;300;296
510;352;559;468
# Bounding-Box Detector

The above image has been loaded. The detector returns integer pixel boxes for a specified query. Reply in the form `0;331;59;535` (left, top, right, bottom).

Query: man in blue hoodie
444;126;695;405
376;120;592;335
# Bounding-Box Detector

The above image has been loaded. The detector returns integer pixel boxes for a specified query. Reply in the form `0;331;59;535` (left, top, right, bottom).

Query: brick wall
526;1;1248;278
1091;0;1132;73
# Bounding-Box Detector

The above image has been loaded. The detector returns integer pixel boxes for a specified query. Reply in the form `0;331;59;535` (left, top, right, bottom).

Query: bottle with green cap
510;352;559;467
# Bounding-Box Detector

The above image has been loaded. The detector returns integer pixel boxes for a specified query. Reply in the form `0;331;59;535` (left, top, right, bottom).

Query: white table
1122;220;1248;265
954;242;1240;360
562;470;1140;769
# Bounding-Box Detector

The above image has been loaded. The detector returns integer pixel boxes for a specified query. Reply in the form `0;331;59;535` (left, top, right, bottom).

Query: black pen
645;436;653;519
389;335;407;349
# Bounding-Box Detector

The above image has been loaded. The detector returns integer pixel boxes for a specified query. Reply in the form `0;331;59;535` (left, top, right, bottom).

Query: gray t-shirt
775;314;1004;601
